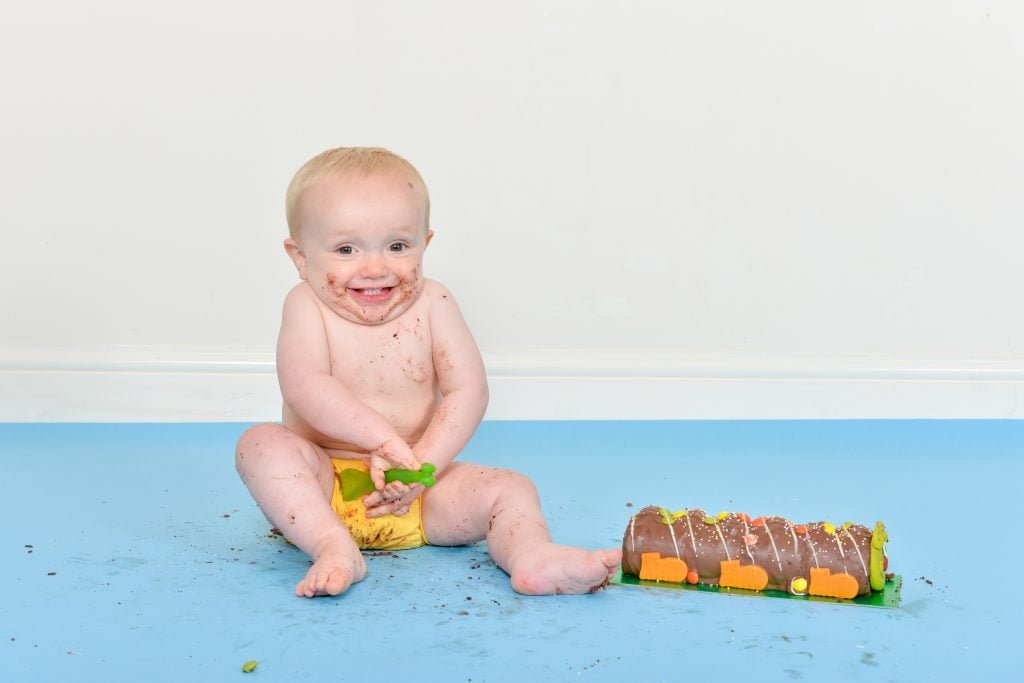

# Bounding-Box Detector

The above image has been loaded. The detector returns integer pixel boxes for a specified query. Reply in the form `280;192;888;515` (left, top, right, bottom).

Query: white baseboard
1;347;1022;421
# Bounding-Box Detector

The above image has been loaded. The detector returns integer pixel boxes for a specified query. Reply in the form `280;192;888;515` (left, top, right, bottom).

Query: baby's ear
283;238;308;280
424;229;435;249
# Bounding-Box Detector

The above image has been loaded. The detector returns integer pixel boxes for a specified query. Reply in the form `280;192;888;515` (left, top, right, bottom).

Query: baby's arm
276;284;418;473
413;282;489;471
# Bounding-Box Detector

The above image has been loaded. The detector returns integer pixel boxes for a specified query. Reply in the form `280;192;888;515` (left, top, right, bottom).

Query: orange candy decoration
719;560;769;591
808;567;859;599
639;552;688;583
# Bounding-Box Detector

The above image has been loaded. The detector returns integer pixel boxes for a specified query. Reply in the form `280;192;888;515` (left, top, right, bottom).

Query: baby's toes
295;577;314;598
324;568;351;595
600;549;623;570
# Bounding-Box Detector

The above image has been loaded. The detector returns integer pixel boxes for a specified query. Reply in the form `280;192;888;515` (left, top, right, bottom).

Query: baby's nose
361;253;388;278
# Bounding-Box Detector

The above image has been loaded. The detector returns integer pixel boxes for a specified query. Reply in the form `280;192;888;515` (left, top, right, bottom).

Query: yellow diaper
329;458;429;550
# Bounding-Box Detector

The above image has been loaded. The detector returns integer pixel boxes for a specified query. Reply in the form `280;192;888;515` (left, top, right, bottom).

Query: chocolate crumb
223;514;230;518
626;502;634;507
47;572;56;576
458;610;469;616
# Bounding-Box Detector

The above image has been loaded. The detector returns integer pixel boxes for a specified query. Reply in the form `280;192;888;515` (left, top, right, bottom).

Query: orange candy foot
639;552;688;583
808;567;860;599
718;559;769;591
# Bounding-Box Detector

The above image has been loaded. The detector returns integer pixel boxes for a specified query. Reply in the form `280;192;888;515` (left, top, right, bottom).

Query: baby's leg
235;423;365;597
421;463;621;595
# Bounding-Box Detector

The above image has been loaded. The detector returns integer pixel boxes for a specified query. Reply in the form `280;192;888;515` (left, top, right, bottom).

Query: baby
235;147;621;598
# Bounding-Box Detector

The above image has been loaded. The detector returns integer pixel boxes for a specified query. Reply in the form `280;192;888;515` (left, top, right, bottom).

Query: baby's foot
508;544;622;595
295;538;367;598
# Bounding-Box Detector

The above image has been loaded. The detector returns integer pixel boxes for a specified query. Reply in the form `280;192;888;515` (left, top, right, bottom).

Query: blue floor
2;420;1022;682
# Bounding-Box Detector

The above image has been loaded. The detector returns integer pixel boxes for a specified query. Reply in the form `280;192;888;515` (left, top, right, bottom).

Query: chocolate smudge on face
325;273;346;298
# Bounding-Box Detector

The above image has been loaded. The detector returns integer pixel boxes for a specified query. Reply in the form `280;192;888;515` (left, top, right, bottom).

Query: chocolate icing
622;506;881;596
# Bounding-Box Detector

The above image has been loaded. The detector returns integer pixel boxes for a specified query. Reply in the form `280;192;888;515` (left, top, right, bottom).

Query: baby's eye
338;245;354;255
388;242;408;253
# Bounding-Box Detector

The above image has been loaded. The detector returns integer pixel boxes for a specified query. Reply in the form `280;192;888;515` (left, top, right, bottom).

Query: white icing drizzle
833;533;845;558
787;522;799;551
805;528;820;568
844;526;868;576
714;522;732;561
740;516;755;565
629;516;636;554
763;520;783;571
667;519;682;560
685;512;698;555
833;532;848;573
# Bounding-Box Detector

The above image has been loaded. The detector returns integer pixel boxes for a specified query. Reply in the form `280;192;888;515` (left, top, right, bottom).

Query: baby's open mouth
349;287;394;303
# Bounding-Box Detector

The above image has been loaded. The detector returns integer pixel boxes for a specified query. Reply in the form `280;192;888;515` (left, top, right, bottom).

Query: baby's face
288;170;432;325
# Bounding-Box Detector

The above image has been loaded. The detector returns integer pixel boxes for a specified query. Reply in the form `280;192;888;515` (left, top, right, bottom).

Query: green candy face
658;507;674;525
869;521;889;591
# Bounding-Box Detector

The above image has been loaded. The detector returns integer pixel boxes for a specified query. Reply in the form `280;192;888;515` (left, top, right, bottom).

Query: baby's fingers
370;465;386;492
365;500;410;518
361;482;409;508
362;490;384;508
384;481;410;496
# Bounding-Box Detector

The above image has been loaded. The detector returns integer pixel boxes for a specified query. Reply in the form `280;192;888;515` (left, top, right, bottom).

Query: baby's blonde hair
285;147;431;238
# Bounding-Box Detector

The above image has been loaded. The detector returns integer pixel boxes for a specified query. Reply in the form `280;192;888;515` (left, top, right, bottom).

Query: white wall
2;1;1022;420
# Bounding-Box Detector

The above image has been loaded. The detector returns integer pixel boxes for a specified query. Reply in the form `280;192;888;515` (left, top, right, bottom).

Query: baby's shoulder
421;278;458;306
279;282;325;325
283;281;316;303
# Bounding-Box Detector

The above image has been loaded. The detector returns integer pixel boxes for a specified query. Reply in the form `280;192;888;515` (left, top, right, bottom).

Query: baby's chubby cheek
396;267;420;295
325;273;347;299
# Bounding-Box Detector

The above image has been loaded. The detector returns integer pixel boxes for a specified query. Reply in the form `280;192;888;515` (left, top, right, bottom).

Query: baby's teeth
363;288;383;295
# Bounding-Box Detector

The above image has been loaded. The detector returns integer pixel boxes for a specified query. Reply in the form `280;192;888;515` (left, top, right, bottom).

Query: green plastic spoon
338;463;438;501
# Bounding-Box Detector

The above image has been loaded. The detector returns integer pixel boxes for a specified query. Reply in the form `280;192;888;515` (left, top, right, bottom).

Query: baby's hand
368;437;419;490
363;481;425;518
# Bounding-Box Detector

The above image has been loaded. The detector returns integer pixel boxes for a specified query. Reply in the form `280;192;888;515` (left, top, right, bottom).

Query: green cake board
611;570;902;609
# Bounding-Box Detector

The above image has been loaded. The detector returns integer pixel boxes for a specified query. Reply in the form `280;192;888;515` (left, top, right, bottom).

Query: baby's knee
235;423;289;468
491;468;539;498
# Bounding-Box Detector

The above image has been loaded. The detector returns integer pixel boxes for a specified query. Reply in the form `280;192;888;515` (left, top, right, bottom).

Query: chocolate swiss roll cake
622;505;889;598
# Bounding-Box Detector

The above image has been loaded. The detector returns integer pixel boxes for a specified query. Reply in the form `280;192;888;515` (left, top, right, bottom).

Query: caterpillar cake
622;506;889;598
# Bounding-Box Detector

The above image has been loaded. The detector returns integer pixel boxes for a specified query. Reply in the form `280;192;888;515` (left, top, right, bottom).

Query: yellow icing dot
672;510;688;519
704;516;716;525
717;511;729;521
823;522;836;535
842;521;854;529
792;577;808;593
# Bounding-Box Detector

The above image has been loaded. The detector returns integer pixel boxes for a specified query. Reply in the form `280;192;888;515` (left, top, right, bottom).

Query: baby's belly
282;395;436;455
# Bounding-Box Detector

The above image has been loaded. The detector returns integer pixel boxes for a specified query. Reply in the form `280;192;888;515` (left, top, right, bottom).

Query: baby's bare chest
324;313;436;394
